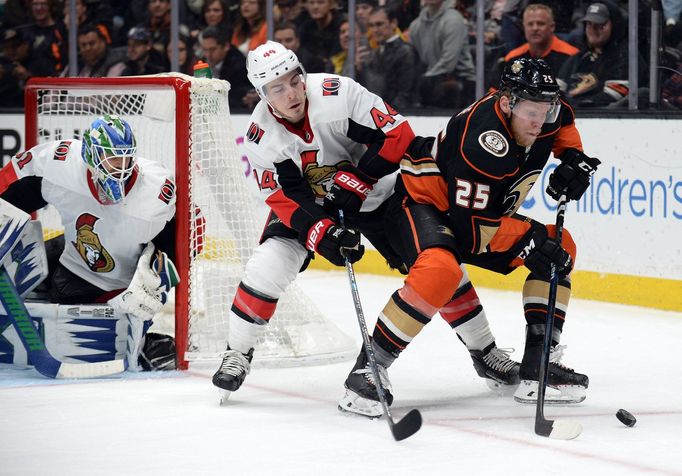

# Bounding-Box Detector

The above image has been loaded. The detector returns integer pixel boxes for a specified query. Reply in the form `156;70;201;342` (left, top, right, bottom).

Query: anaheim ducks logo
300;150;351;197
478;130;508;157
72;213;115;273
502;171;539;215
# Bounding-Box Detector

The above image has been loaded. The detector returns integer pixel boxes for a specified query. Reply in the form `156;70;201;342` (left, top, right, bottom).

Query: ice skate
514;345;588;404
212;347;253;404
469;344;520;391
338;351;393;418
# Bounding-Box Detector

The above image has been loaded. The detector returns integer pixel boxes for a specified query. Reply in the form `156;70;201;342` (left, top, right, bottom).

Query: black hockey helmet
499;58;560;103
499;58;561;123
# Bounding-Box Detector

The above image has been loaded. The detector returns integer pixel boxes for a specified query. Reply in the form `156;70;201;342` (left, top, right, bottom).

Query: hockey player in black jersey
340;58;601;415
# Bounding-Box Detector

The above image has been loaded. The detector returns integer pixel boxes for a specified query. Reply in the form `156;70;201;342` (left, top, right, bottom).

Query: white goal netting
26;74;355;368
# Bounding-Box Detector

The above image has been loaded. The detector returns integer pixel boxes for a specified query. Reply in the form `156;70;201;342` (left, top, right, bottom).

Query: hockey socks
229;282;277;353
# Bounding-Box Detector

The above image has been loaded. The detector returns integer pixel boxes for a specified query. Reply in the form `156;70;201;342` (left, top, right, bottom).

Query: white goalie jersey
2;140;176;291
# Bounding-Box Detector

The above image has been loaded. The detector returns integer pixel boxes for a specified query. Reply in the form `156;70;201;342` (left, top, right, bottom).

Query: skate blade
218;389;232;405
337;389;383;419
513;380;586;405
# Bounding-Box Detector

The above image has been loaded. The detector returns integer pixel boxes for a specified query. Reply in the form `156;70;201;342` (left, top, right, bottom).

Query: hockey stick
0;268;126;379
534;193;582;440
338;211;422;441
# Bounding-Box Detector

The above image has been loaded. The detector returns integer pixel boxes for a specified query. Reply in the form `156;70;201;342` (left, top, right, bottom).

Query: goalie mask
499;58;561;124
82;115;137;204
247;40;306;114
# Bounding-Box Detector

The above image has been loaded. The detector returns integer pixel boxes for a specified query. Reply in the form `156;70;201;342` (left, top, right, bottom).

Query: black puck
616;409;636;427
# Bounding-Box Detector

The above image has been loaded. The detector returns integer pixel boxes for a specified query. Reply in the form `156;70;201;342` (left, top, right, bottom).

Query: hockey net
24;74;356;369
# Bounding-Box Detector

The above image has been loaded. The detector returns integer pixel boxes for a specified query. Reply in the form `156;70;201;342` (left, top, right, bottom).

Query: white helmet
247;40;305;98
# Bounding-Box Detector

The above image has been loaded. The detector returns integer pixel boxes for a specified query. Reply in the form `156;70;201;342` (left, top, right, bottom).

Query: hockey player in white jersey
212;41;521;408
0;115;178;372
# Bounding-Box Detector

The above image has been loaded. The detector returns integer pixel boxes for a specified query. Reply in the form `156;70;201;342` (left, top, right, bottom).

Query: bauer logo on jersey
247;122;265;144
158;178;176;204
53;141;72;161
478;131;508;157
322;78;341;96
72;213;115;273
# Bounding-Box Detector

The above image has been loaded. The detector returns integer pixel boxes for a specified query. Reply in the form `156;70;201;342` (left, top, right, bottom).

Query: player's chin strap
108;243;179;371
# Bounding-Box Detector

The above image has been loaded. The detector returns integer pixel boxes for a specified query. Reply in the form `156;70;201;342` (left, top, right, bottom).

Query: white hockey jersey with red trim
6;140;176;291
242;73;414;231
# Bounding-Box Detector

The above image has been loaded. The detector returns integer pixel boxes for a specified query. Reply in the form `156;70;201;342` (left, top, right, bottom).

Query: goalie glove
108;243;180;321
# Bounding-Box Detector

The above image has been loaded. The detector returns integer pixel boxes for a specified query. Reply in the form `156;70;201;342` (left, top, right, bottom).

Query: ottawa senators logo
158;178;175;204
72;213;115;273
299;150;351;198
53;141;72;161
246;122;265;144
322;78;341;96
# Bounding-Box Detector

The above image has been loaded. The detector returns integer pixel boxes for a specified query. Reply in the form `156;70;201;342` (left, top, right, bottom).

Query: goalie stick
534;193;582;440
0;268;126;379
339;211;422;441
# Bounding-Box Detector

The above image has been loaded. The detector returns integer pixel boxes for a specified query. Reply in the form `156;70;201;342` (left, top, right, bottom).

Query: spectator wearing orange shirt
231;0;267;55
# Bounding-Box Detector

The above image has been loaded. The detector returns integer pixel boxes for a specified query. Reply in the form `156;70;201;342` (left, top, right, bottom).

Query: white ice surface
1;270;681;476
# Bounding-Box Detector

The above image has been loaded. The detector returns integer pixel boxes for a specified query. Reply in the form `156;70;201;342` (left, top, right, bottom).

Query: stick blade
390;409;422;441
536;418;582;440
54;359;127;379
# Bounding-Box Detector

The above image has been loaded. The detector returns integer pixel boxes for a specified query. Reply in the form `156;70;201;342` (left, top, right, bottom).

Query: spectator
663;0;682;27
355;0;376;37
167;31;197;75
121;27;166;76
274;21;329;73
144;0;172;64
59;0;115;74
384;0;420;32
23;0;64;73
558;1;631;107
61;23;126;77
2;0;32;28
299;0;344;60
363;7;416;109
192;0;235;40
330;16;371;78
231;0;268;55
408;0;476;108
1;28;55;107
199;26;252;110
491;3;579;86
275;0;310;28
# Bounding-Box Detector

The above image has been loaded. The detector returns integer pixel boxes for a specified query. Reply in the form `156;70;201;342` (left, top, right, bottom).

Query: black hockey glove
139;333;176;371
547;149;601;202
323;164;377;214
518;224;572;280
305;218;365;266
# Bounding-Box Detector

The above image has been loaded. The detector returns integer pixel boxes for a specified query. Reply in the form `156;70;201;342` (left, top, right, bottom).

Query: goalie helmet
82;115;137;204
247;40;305;99
499;58;561;123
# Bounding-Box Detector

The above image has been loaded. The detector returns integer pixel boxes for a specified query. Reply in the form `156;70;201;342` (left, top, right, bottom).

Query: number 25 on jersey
454;179;490;210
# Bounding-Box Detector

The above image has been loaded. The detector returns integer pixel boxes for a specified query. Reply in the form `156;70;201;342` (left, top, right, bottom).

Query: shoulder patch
247;122;265;144
158;178;175;204
53;140;72;161
477;130;508;157
322;77;341;96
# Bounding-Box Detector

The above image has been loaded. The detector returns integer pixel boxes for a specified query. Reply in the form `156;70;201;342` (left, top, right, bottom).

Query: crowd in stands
1;0;682;111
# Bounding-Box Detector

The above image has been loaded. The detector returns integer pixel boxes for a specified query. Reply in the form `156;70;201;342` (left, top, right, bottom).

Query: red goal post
24;74;355;370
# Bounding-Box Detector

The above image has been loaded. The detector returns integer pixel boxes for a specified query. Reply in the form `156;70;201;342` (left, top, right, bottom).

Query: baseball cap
128;27;151;42
580;3;611;24
2;28;25;43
